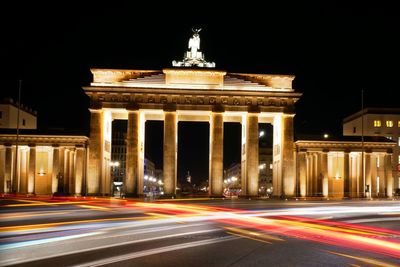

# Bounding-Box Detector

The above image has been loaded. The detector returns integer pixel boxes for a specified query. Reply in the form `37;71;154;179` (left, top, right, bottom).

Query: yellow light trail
327;250;400;267
0;215;161;233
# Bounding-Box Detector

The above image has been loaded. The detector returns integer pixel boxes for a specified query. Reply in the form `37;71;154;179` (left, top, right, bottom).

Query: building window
353;127;356;133
22;119;26;126
398;121;400;127
374;120;381;127
377;157;380;168
398;137;400;146
386;120;393;127
398;155;400;164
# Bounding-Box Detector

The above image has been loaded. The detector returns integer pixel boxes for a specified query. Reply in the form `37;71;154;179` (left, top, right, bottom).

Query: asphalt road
1;196;399;266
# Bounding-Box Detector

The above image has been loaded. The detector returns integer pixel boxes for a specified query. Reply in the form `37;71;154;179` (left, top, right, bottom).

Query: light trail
76;236;238;267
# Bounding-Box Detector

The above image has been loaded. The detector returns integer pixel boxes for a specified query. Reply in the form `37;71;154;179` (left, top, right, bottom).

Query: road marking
0;229;224;266
326;250;400;267
75;235;238;267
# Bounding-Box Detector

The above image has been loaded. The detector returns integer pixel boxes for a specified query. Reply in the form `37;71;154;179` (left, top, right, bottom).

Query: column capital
28;143;36;148
89;108;103;113
89;100;102;110
282;112;295;118
322;148;329;153
163;104;177;112
212;104;224;113
126;102;140;111
247;106;260;113
52;144;60;148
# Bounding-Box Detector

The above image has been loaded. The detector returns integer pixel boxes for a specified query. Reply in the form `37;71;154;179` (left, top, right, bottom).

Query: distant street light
259;131;265;137
110;161;120;167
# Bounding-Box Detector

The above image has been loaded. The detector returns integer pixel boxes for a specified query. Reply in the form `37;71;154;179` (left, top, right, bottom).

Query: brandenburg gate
83;30;302;197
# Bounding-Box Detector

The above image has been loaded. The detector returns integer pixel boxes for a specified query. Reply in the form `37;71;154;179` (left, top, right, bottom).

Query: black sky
1;2;399;183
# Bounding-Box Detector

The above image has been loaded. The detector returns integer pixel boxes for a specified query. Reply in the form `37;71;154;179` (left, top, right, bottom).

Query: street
1;196;399;266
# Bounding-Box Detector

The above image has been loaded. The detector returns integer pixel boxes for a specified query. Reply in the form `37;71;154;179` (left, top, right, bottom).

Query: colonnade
0;142;87;195
297;150;393;198
88;108;296;197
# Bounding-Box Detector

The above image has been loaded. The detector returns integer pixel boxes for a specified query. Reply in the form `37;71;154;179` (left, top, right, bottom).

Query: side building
343;108;400;190
0;98;37;129
295;135;396;198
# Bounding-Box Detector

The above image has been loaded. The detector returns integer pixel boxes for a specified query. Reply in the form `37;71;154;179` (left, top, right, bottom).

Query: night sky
1;2;399;184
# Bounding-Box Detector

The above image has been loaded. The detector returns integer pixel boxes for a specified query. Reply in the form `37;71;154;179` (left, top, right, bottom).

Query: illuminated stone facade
0;135;88;195
83;68;301;197
296;137;395;198
343;108;400;190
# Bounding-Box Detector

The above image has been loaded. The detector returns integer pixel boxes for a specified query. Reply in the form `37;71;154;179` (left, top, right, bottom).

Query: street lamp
259;131;265;138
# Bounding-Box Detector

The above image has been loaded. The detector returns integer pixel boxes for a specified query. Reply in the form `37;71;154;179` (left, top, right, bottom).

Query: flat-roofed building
0;98;37;129
343;108;400;190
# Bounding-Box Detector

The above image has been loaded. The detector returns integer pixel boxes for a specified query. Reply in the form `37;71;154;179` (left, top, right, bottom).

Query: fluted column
365;152;371;196
282;114;295;196
126;110;140;196
298;152;307;197
241;113;259;197
28;145;36;194
209;112;224;196
88;109;103;195
74;147;85;196
18;149;29;194
321;151;328;197
69;149;75;195
64;150;70;193
371;155;378;197
163;111;177;196
385;153;393;197
52;146;60;194
0;146;12;193
343;151;350;197
306;153;312;196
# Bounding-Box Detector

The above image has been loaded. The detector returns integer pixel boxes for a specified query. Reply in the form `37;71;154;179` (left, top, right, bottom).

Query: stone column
163;111;177;196
343;151;350;197
247;113;259;197
306;153;312;196
19;149;28;194
126;110;140;197
358;153;363;197
74;147;85;196
282;114;295;196
298;152;307;197
88;109;103;195
0;146;12;193
64;150;70;193
69;149;75;195
28;145;36;195
209;112;224;196
365;152;371;196
321;151;328;197
312;153;318;196
52;146;60;194
385;153;393;197
371;155;378;198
